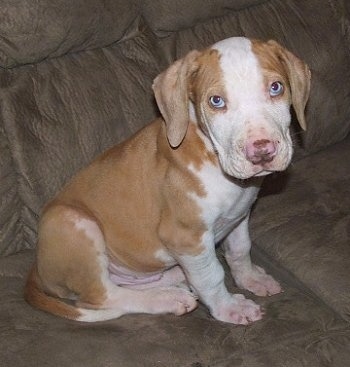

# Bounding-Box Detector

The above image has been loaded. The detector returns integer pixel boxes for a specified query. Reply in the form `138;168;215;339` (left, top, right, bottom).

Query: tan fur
57;120;210;264
153;50;200;148
36;204;108;306
190;50;226;109
25;117;214;315
25;266;81;320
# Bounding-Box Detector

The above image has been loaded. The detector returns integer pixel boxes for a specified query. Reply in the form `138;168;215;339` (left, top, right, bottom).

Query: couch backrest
0;0;349;255
0;0;140;68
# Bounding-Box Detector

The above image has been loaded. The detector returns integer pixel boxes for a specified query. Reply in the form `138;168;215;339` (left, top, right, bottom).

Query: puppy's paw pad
236;265;282;297
212;295;263;325
150;287;198;316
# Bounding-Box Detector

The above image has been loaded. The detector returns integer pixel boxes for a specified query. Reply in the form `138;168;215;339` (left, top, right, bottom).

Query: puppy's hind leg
34;204;197;322
79;284;198;322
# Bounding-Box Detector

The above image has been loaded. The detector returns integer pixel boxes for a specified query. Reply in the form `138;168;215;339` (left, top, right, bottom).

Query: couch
1;0;350;366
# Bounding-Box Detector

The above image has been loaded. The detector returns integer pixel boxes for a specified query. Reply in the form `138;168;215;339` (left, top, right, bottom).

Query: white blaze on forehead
201;37;267;173
212;37;265;109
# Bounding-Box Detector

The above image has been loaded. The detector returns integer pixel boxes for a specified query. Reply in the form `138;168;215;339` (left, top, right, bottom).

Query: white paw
212;294;263;325
148;287;198;316
235;265;282;297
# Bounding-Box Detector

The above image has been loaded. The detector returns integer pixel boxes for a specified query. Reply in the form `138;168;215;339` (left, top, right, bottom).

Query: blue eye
209;95;226;109
269;81;284;97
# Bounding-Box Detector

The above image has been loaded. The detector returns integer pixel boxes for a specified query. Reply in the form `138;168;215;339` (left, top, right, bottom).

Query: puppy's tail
24;266;124;322
24;265;82;321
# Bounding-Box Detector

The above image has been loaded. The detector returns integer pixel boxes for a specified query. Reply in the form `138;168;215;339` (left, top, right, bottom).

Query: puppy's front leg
177;232;263;325
224;215;282;297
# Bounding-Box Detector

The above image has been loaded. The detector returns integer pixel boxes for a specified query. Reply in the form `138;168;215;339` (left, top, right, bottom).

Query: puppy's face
153;37;311;179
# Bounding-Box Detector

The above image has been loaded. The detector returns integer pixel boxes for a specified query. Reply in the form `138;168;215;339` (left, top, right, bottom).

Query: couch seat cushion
251;134;350;321
1;250;350;366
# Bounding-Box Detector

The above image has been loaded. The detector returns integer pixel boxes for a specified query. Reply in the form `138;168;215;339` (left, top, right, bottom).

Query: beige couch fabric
0;0;350;366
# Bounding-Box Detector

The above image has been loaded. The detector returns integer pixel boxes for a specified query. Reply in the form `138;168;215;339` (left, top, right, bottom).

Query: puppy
25;37;310;324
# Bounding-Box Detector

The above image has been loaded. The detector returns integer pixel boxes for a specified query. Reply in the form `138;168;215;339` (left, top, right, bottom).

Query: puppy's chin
227;170;271;180
251;170;274;177
219;152;293;180
218;157;267;180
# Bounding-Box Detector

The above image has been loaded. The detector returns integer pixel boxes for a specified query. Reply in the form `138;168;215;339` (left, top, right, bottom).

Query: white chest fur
189;162;261;242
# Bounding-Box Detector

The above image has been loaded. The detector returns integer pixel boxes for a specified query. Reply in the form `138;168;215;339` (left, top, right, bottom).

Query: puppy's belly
108;259;187;290
108;261;164;286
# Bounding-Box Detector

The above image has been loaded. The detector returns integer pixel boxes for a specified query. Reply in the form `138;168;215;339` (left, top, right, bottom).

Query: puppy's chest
191;163;260;242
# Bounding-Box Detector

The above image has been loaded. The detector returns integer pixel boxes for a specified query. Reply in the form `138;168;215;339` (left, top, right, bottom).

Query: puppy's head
153;37;311;179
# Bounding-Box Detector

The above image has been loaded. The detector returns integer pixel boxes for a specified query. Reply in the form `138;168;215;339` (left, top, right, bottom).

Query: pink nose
245;139;276;164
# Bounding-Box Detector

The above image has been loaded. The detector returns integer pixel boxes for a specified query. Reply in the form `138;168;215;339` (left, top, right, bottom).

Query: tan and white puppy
25;37;311;325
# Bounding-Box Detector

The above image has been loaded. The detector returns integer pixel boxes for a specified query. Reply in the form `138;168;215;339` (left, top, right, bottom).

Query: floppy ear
268;40;311;131
152;50;200;147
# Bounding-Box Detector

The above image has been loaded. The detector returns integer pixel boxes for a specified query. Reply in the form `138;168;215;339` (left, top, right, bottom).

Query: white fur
188;160;260;242
154;249;177;267
74;218;111;290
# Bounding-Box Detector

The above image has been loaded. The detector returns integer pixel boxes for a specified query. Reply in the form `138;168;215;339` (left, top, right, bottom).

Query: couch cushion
142;0;268;36
0;0;140;68
0;118;24;256
250;134;350;321
1;250;350;367
0;24;165;254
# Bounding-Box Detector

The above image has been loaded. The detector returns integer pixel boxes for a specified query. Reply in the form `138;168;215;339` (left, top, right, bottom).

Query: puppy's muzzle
245;139;277;165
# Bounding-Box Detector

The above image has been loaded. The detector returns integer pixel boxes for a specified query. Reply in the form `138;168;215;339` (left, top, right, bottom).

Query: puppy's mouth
211;133;293;180
219;153;291;180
